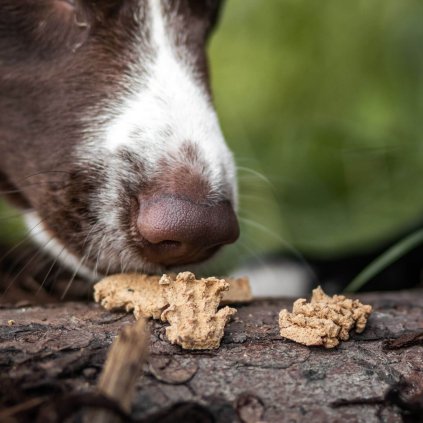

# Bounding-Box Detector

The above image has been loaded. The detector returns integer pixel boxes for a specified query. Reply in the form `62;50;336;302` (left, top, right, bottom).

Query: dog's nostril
136;195;239;266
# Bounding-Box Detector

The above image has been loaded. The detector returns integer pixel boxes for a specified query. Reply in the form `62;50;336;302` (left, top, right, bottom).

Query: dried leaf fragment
279;286;372;348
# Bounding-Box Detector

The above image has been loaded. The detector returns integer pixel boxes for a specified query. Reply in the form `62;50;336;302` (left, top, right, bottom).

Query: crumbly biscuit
94;272;248;349
160;272;237;350
279;286;372;348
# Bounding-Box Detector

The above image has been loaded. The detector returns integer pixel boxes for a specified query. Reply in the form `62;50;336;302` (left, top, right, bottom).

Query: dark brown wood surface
1;290;423;422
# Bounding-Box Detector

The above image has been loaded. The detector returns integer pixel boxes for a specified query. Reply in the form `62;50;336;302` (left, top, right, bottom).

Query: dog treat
221;276;252;305
94;273;167;320
160;272;237;349
94;273;251;319
94;272;245;349
279;286;372;348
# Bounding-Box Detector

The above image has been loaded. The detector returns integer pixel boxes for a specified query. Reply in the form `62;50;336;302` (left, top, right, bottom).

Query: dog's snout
136;195;239;266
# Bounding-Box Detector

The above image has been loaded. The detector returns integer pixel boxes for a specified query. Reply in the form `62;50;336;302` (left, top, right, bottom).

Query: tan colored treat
279;309;340;348
93;273;167;319
94;273;251;318
161;272;237;350
292;299;355;341
94;271;243;349
221;276;252;304
279;286;372;348
309;285;330;303
310;286;373;335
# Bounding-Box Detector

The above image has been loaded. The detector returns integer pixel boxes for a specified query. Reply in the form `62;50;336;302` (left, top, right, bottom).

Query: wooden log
1;290;423;422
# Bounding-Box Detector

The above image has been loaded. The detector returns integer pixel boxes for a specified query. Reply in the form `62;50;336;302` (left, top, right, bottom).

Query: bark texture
1;290;423;423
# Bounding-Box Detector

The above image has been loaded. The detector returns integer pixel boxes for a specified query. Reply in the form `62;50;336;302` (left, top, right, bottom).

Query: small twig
89;318;149;423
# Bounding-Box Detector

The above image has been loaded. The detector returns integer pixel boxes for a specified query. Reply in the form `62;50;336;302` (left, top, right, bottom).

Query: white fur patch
102;0;236;198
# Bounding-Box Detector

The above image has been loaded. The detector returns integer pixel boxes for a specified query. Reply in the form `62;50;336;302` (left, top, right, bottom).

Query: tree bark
1;290;423;423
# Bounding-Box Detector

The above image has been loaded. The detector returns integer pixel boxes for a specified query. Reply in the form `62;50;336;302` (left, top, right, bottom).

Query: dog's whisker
0;208;42;222
236;166;272;186
60;255;88;300
37;224;97;292
60;238;98;301
1;235;54;298
239;216;316;278
0;210;55;268
0;181;72;196
37;246;67;295
23;169;72;180
93;233;107;278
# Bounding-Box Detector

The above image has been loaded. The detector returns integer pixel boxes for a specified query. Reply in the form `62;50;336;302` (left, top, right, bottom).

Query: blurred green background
209;0;423;266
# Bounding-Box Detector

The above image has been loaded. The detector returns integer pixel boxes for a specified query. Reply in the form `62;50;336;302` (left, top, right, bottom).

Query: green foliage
210;0;423;259
0;201;26;244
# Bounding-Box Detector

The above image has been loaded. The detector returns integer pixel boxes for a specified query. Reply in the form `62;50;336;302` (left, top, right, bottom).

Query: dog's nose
137;195;239;266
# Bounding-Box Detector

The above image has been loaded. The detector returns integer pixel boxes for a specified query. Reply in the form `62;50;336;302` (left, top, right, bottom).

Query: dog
0;0;239;299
